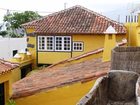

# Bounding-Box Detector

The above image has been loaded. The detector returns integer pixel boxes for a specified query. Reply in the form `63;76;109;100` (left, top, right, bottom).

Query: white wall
0;37;27;60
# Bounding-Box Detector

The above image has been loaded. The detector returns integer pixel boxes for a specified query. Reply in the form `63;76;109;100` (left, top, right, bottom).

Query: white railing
126;15;138;23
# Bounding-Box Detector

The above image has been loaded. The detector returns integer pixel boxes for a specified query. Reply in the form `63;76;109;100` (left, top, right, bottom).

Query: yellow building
2;5;127;105
0;59;19;105
22;5;126;67
11;37;126;105
9;50;33;80
124;13;140;46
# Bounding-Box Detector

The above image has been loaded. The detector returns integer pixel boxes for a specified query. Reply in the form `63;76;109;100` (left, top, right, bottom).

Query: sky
0;0;140;23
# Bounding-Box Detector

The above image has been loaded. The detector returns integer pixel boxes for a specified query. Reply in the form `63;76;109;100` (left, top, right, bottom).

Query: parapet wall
111;47;140;74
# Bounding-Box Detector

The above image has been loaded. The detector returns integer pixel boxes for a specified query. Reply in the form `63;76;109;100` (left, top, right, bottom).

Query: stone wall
111;47;140;74
77;70;139;105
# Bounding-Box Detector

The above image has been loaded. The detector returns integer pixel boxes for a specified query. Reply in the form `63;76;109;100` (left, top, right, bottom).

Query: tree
0;31;8;37
3;11;41;29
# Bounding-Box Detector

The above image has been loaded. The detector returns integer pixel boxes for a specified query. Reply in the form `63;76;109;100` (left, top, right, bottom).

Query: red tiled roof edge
0;59;19;75
11;69;108;99
22;5;126;34
22;5;124;28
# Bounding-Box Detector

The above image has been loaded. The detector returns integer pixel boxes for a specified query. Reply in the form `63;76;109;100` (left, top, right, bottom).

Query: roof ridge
79;6;124;26
22;5;124;27
23;5;126;34
22;5;83;27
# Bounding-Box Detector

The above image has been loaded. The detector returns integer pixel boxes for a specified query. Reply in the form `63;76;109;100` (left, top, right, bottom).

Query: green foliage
6;99;16;105
0;31;8;37
4;11;41;29
8;32;22;38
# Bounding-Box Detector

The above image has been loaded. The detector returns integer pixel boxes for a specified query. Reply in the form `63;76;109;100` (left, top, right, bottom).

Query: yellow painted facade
13;18;126;105
124;14;140;46
8;52;33;84
14;80;95;105
103;34;116;62
124;23;138;46
26;31;126;66
38;52;71;64
0;72;13;104
11;68;21;84
26;28;37;68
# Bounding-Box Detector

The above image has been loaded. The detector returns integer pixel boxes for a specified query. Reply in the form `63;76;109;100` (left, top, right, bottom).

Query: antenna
64;3;67;9
6;9;10;15
128;3;140;13
117;15;120;22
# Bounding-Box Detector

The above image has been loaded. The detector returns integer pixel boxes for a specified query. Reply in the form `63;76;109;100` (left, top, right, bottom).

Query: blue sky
0;0;140;22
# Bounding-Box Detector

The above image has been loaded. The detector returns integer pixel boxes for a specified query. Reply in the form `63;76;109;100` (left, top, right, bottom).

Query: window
55;36;71;51
0;83;5;105
73;42;83;51
38;36;46;51
13;50;18;57
38;36;71;52
55;37;63;51
46;36;54;51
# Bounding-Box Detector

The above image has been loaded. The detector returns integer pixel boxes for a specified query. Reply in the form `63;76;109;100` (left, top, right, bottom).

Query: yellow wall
38;52;71;64
136;26;140;46
9;53;33;84
72;34;105;57
124;23;138;46
11;68;21;84
14;80;95;105
0;72;12;104
26;28;37;68
102;34;116;62
36;34;126;64
27;36;36;68
53;52;103;68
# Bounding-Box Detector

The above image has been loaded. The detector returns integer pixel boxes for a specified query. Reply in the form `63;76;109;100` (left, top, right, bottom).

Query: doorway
0;83;5;105
13;50;18;57
21;64;32;78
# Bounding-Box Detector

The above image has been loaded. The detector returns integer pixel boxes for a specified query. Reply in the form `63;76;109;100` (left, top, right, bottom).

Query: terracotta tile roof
12;58;110;99
0;59;19;75
23;5;126;34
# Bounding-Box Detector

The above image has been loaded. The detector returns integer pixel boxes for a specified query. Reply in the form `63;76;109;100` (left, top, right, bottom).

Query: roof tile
23;5;126;34
12;57;110;99
0;59;19;75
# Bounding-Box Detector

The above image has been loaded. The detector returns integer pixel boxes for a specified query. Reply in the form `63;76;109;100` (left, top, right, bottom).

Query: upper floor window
55;36;71;51
46;36;54;51
38;36;71;52
73;42;83;51
38;36;46;51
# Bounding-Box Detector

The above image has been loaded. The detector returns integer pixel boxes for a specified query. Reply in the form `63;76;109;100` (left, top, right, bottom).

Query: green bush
0;31;8;37
6;99;16;105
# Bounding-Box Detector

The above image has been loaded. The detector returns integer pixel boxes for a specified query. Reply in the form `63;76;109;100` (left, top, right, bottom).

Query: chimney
102;26;117;62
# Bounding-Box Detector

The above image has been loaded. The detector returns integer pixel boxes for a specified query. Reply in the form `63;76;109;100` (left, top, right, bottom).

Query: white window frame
46;36;54;51
38;36;71;52
38;36;46;51
55;36;71;51
73;42;83;51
